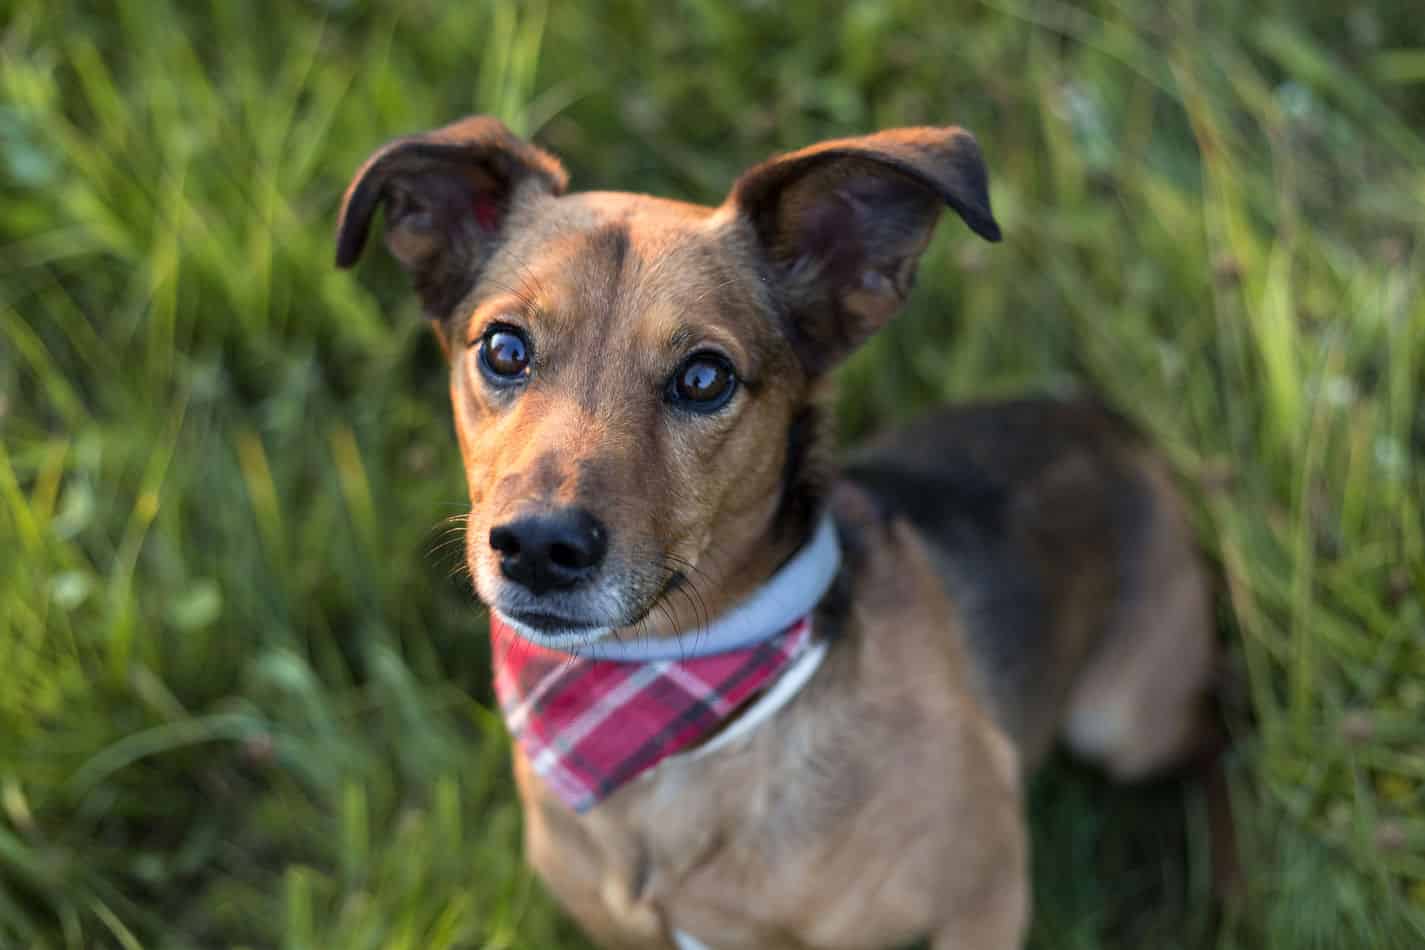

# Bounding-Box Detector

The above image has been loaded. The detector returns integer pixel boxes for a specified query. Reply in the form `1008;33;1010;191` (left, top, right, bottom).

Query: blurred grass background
1;0;1423;947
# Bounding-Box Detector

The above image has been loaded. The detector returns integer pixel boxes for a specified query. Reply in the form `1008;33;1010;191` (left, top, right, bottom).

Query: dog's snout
489;508;609;595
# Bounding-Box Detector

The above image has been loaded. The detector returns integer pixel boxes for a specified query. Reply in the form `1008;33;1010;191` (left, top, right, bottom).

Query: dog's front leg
517;756;675;949
929;865;1028;950
590;792;733;950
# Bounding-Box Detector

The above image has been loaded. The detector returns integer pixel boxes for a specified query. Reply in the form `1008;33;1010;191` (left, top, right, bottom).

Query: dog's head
336;117;999;648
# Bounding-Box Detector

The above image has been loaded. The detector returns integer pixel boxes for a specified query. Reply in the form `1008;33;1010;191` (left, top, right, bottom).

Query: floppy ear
335;116;567;317
724;126;1000;374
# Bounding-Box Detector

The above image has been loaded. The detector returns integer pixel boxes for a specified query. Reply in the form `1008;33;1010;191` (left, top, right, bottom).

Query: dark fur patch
813;542;855;646
579;222;633;349
840;458;1006;542
773;406;829;545
582;222;631;274
841;458;1049;740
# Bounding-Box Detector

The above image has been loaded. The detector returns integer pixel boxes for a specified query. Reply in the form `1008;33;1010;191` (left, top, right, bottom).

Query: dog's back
844;399;1214;776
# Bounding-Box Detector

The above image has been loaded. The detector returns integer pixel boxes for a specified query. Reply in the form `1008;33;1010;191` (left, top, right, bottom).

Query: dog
335;116;1216;949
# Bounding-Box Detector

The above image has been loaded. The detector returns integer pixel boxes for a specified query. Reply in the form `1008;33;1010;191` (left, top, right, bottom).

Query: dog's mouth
490;567;691;650
503;607;605;634
492;607;612;652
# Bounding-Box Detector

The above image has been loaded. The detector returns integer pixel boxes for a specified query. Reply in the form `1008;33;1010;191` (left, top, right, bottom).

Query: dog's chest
517;612;1017;950
567;726;925;947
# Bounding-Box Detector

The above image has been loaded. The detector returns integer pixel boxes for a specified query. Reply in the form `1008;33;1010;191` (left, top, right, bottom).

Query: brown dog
335;117;1215;949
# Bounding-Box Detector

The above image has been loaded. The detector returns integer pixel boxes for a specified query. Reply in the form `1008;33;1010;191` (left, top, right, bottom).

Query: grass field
2;1;1424;947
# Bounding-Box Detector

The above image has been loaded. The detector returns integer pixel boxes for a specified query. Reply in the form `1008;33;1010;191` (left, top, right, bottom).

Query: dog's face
337;118;998;647
439;193;810;649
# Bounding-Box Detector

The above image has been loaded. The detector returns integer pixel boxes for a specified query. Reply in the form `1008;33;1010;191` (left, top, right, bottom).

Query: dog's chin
493;608;615;651
480;573;647;652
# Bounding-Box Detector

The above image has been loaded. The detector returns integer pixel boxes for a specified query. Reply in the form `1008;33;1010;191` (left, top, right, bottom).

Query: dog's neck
487;513;839;811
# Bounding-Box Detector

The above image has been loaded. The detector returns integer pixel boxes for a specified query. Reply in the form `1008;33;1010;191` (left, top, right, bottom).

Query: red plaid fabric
490;615;814;813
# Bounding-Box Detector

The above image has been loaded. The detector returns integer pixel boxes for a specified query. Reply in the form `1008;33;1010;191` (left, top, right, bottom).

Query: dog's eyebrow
665;323;736;357
665;325;700;353
462;263;549;338
663;323;765;384
464;294;541;342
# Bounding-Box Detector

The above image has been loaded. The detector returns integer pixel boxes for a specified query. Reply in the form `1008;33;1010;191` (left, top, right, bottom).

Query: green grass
2;1;1423;947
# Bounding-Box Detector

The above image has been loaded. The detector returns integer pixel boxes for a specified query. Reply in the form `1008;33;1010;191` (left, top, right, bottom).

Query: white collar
580;513;841;661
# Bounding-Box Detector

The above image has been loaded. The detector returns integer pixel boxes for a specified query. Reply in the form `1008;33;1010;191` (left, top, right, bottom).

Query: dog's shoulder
838;398;1157;761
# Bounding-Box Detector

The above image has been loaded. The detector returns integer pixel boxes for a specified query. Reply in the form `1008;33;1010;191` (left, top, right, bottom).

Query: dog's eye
478;326;531;383
667;353;737;413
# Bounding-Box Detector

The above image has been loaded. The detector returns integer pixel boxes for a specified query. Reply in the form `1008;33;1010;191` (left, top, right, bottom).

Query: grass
1;0;1422;946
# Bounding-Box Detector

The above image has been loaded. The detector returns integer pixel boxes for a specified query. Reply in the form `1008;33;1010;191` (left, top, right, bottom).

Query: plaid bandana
490;614;816;813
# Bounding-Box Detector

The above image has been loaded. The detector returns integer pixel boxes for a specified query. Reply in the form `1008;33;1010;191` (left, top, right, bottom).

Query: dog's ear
335;116;567;317
724;126;999;374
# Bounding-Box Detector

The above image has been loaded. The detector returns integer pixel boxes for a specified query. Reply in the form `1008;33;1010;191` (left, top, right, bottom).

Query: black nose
489;508;609;595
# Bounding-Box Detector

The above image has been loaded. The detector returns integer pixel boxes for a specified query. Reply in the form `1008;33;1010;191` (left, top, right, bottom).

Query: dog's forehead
497;190;717;258
479;189;773;354
564;190;717;223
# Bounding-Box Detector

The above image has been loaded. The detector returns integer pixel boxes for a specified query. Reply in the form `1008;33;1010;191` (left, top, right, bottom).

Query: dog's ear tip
333;226;366;268
938;191;1000;242
973;217;1003;242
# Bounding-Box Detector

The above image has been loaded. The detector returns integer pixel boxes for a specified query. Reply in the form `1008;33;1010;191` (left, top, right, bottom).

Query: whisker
427;531;467;553
662;554;716;621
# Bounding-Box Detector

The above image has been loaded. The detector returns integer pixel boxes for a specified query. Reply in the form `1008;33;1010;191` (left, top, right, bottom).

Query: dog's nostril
489;525;521;557
548;541;583;570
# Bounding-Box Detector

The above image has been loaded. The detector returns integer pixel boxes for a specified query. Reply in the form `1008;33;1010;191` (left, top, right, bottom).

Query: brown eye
479;326;530;382
668;353;737;413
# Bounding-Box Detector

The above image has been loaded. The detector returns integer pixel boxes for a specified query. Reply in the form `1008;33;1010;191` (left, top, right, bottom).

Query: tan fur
521;507;1028;950
336;118;1217;949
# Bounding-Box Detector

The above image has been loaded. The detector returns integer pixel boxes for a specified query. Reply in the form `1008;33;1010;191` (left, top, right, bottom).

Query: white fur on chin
491;609;614;652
